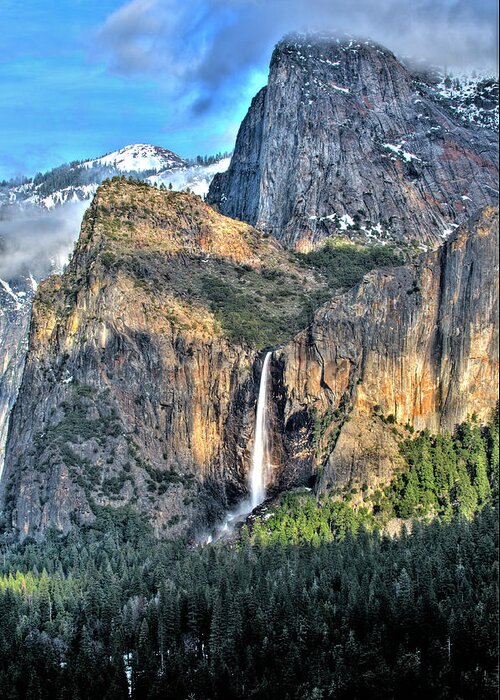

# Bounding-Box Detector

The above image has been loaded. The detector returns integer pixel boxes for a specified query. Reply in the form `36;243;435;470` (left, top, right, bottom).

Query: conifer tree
399;468;420;518
454;458;478;519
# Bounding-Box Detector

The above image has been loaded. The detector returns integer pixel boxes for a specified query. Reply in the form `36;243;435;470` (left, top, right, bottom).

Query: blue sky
0;0;497;180
0;0;268;179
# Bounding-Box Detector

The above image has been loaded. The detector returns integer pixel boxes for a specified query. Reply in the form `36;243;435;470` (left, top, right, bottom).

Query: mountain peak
208;33;498;249
1;144;231;210
274;32;394;57
80;143;187;174
271;33;403;75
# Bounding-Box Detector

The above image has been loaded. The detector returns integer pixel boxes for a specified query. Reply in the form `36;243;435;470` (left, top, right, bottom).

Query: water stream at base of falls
204;351;272;544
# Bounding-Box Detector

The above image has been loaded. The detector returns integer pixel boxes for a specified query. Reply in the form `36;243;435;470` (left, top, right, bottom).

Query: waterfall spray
249;351;272;509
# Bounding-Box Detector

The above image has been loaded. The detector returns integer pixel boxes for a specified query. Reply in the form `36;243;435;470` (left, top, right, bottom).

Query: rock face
208;35;498;250
2;172;497;541
0;276;35;479
0;147;232;487
271;206;499;489
0;178;324;540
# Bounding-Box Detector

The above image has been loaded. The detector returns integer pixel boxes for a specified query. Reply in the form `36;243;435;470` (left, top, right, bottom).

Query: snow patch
0;279;21;309
383;143;421;162
331;84;350;93
81;144;185;174
123;654;132;696
148;157;231;198
433;73;499;129
339;214;355;230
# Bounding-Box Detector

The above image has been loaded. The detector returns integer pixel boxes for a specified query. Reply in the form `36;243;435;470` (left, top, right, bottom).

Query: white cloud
0;201;88;280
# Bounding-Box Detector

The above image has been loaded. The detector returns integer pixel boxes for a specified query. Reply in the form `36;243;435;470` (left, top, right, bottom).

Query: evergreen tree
454;458;478;519
398;468;420;518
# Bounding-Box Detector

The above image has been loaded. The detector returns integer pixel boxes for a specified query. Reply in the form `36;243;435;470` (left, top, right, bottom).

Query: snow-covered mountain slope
1;144;230;209
148;157;232;198
80;143;186;174
0;144;187;209
431;73;499;130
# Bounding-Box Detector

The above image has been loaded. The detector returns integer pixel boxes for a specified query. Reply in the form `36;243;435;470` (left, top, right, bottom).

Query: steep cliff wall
271;206;498;490
0;178;326;540
208;36;498;250
0;280;34;478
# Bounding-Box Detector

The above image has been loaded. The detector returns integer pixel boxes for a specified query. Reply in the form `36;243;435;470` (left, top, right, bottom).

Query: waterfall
249;351;272;509
201;351;272;544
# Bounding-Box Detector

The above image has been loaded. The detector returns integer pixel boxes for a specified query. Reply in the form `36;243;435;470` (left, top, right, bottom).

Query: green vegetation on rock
80;180;404;349
199;268;316;347
249;411;499;546
197;239;403;347
296;238;403;289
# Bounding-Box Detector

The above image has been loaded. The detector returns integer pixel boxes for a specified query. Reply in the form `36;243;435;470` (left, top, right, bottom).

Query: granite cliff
208;36;498;250
1;173;497;539
0;276;35;478
270;206;499;491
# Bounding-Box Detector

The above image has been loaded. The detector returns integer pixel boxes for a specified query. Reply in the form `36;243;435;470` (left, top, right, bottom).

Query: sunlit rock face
272;207;498;490
208;36;498;250
0;146;232;496
1;178;315;541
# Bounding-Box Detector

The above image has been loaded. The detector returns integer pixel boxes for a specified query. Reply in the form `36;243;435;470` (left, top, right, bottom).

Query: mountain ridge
0;143;230;209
